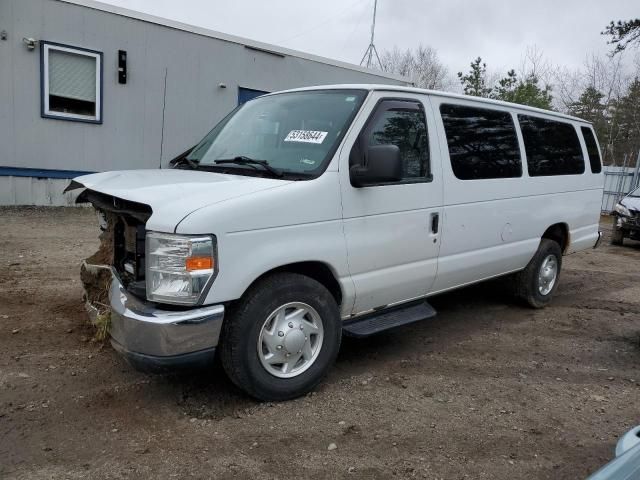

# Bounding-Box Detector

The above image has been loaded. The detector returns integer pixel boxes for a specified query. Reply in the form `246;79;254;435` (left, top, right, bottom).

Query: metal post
367;0;376;67
615;153;629;204
623;153;631;195
159;67;168;169
613;155;624;207
359;0;381;69
632;150;640;191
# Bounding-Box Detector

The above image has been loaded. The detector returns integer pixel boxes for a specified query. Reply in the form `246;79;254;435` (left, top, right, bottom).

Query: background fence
601;152;640;213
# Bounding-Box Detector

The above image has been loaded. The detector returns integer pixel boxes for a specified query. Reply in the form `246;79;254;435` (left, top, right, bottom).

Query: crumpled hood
73;169;291;231
621;195;640;213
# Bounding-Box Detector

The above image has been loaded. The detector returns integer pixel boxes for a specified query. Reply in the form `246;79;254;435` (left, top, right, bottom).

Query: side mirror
350;144;402;187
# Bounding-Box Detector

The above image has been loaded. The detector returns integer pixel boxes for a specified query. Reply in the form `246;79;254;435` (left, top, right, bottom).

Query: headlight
146;232;216;305
614;203;631;217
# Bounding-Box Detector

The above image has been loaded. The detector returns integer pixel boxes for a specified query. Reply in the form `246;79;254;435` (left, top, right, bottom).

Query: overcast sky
100;0;638;79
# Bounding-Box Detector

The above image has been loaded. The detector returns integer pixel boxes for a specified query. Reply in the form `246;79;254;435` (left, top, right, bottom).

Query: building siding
0;0;406;204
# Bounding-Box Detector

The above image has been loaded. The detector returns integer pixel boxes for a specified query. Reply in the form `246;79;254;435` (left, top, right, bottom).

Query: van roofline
56;0;410;84
272;84;591;124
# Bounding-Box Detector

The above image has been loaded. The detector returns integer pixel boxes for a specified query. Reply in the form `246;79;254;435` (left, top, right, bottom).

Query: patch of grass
94;311;111;342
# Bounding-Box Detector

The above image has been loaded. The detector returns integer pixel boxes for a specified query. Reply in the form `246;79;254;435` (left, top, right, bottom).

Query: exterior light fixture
22;37;36;50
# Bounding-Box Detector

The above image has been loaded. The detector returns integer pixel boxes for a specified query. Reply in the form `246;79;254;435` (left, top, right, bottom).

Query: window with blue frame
41;41;103;124
238;87;269;105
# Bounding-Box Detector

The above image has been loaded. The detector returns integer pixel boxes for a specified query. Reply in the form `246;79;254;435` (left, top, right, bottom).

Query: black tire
220;272;341;401
611;222;625;246
514;239;562;309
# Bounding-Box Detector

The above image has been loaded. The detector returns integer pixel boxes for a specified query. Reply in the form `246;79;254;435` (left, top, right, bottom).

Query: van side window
352;100;430;181
581;127;602;174
440;104;522;180
518;115;585;176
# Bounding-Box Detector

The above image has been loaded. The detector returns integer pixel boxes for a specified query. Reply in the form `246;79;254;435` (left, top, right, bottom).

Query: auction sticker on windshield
284;130;328;144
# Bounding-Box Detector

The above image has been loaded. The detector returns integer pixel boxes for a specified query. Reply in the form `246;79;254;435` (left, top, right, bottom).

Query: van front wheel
220;273;341;401
515;239;562;309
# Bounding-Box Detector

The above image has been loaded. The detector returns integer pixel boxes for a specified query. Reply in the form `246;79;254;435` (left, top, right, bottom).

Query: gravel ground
1;207;639;479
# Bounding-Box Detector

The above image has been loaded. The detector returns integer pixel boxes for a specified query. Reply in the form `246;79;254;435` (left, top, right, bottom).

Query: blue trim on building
0;166;95;179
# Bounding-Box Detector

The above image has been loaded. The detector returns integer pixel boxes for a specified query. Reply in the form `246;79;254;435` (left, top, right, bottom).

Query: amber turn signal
185;256;214;271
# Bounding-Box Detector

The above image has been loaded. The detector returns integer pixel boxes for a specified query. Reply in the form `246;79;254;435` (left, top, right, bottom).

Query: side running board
342;301;437;338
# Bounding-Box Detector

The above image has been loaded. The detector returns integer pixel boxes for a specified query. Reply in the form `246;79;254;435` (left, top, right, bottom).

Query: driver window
363;101;430;180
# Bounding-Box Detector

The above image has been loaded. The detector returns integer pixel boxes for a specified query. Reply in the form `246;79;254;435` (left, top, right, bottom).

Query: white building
0;0;407;205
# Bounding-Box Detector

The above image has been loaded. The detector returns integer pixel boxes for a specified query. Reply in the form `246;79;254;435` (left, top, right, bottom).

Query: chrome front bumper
109;273;224;371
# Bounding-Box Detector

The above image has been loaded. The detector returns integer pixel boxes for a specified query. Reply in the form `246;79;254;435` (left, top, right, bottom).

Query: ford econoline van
67;85;604;400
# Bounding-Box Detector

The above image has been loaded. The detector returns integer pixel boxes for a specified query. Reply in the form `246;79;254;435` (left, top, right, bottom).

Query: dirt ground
1;208;639;480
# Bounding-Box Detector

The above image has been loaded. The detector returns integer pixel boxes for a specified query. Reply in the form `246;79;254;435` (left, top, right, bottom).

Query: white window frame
41;42;103;124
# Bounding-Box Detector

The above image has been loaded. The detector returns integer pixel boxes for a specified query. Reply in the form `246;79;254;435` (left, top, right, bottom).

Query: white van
68;85;604;401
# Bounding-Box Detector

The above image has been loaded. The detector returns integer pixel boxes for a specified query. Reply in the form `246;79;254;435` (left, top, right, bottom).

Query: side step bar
342;301;437;338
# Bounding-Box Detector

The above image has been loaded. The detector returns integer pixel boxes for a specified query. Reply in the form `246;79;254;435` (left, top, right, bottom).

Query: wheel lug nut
299;325;304;330
288;322;294;328
304;336;308;340
286;353;291;357
276;345;282;350
278;331;284;337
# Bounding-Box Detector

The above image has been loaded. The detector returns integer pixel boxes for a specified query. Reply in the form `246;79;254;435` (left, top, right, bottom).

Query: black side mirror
350;144;403;187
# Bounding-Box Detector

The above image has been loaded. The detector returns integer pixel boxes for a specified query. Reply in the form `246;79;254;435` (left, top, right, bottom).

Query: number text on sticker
284;130;328;144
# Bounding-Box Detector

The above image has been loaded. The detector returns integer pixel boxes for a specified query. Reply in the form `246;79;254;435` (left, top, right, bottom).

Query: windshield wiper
214;156;283;178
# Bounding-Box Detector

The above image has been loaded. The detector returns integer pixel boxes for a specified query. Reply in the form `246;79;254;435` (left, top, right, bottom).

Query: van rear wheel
220;273;341;401
514;239;562;309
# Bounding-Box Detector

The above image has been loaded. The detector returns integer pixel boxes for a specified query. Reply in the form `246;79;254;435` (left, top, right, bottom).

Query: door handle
431;213;439;234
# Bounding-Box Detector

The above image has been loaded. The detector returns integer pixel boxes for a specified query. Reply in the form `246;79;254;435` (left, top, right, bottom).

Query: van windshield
187;89;367;178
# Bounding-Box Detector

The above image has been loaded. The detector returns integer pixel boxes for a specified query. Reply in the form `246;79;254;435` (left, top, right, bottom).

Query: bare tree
518;45;554;86
586;54;626;102
553;54;626;111
553;66;584;112
380;45;452;90
553;54;631;164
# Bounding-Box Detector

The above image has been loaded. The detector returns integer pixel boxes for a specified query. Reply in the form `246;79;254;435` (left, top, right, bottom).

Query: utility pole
359;0;381;69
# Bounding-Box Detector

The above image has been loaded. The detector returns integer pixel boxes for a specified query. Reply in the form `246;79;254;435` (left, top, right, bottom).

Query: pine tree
613;77;640;159
493;70;553;110
569;87;606;126
457;57;492;98
569;86;614;163
602;19;640;55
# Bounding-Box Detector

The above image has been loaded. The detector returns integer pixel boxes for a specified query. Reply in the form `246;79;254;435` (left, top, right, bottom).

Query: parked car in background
612;187;640;245
587;425;640;479
67;84;604;401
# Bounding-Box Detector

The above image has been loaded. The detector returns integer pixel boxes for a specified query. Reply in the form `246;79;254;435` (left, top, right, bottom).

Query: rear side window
518;115;585;176
440;104;522;180
581;127;602;173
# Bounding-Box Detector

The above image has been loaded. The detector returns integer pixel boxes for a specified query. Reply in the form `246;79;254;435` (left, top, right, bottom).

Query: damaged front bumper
616;215;640;240
109;271;224;372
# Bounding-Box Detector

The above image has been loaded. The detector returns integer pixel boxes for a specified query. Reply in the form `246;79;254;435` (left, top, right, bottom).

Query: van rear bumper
109;273;224;371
